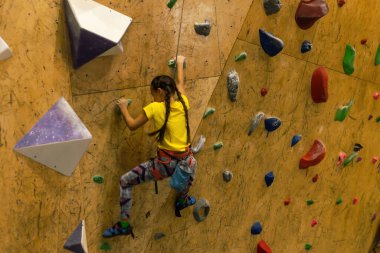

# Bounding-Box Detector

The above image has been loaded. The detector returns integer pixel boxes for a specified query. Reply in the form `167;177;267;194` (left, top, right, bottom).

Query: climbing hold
264;171;275;187
353;143;363;152
168;58;187;68
194;20;211;36
193;198;210;222
376;116;380;123
227;69;240;102
375;44;380;66
356;157;362;163
251;222;263;235
336;197;343;205
154;232;166;240
353;197;358;205
264;117;282;133
235;51;247;62
0;36;12;61
301;40;313;53
213;141;223;150
312;174;319;183
260;87;268;97
284;197;291;206
307;199;314;206
311;67;328;103
203;107;215;119
295;0;329;30
361;39;368;45
372;156;379;164
343;44;355;75
257;240;272;253
369;114;373;120
337;0;346;7
259;29;284;57
167;0;177;9
343;152;358;167
192;135;206;154
336;151;347;167
100;242;112;251
311;219;318;227
115;99;132;114
373;92;379;100
263;0;282;16
223;170;233;182
372;213;377;222
299;140;326;169
248;112;265;136
93;175;104;184
305;243;313;250
335;100;353;122
291;134;302;147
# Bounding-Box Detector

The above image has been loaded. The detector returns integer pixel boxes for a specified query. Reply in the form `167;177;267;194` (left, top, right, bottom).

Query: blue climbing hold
264;117;282;133
301;40;312;53
259;29;284;57
265;171;275;187
251;222;262;235
291;134;302;147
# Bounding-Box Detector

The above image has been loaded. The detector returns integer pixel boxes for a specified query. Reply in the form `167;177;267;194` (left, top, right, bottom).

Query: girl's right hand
116;98;129;109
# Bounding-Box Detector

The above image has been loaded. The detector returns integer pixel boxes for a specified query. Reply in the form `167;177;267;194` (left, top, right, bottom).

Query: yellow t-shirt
143;95;190;151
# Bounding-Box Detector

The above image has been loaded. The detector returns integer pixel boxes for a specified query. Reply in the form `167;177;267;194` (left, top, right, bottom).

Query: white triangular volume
99;41;123;57
81;220;88;253
0;36;12;61
66;0;132;43
15;138;91;176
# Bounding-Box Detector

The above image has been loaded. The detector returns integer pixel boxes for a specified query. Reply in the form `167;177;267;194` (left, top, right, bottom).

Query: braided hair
149;75;190;144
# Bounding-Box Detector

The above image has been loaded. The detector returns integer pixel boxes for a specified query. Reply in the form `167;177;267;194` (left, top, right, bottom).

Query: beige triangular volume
0;36;12;61
99;41;124;57
15;138;91;176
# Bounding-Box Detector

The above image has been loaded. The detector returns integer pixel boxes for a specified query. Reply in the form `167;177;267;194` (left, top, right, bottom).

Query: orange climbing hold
337;0;346;7
361;39;368;45
299;140;326;169
312;174;319;182
257;240;272;253
311;67;328;103
373;92;379;100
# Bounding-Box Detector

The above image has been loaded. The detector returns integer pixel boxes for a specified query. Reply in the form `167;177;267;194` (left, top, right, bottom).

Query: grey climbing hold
301;40;312;53
227;69;239;102
263;0;282;16
154;232;166;240
235;51;247;62
193;198;210;222
248;112;265;136
223;170;233;182
194;20;211;36
203;107;215;119
192;135;206;154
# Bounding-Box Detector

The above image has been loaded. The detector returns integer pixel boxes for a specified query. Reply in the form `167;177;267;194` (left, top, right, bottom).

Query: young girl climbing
103;55;197;238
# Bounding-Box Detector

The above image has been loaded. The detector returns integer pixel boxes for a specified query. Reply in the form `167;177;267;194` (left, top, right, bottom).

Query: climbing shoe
175;196;196;217
102;221;135;238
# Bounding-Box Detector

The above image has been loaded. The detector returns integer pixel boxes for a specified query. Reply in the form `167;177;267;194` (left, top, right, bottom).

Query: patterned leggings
119;152;197;220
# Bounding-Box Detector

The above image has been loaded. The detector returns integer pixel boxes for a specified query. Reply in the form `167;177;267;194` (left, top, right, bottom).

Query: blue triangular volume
259;29;284;57
64;221;86;253
265;171;274;187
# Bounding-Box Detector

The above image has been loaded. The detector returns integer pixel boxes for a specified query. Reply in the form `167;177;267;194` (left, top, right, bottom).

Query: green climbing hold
100;242;112;251
335;100;353;122
375;44;380;66
167;0;177;9
168;59;186;68
203;107;216;119
93;175;104;184
235;52;247;62
343;44;355;75
336;197;343;205
376;116;380;122
343;152;358;167
214;141;223;150
307;199;314;206
305;243;312;250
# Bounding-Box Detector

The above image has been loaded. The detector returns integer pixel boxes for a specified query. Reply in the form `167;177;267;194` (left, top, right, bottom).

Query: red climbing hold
312;174;319;183
361;39;368;45
257;240;272;253
373;92;379;100
261;87;268;97
299;140;326;169
336;151;347;167
284;197;291;206
311;219;318;227
372;156;379;164
353;196;358;205
338;0;346;7
311;67;328;103
295;0;330;30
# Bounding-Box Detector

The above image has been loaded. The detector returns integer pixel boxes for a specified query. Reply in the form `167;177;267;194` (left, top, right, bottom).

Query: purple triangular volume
64;221;86;253
14;97;91;149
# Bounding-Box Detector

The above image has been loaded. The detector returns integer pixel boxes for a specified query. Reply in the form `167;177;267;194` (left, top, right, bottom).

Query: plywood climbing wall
1;0;380;252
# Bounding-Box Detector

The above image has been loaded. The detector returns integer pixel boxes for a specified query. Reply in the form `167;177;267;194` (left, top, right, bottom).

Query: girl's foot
175;196;196;217
102;221;134;238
